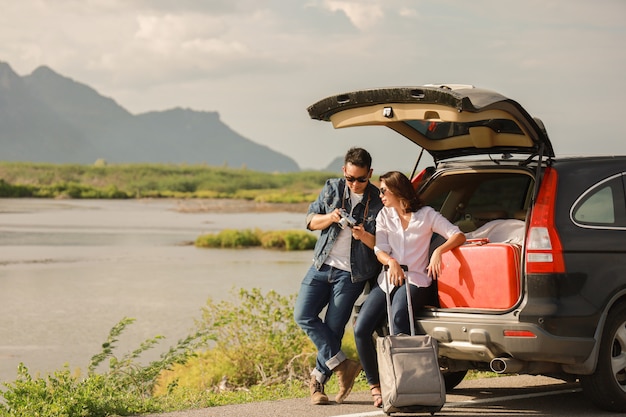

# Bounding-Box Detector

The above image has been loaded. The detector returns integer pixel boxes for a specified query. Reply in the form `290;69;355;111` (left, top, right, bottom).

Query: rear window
466;176;531;215
406;119;524;141
422;171;533;224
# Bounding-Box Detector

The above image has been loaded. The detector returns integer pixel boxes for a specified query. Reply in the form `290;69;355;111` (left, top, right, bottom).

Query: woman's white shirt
374;206;461;293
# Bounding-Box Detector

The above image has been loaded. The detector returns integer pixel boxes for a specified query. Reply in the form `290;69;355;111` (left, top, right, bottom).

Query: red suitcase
438;239;522;309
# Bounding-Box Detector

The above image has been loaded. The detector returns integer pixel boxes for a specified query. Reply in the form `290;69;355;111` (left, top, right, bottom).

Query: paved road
143;375;622;417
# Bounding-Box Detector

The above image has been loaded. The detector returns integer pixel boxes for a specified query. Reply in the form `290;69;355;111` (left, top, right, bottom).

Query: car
307;85;626;412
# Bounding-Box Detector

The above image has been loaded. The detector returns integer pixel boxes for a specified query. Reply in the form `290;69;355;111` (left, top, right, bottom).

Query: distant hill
0;62;300;172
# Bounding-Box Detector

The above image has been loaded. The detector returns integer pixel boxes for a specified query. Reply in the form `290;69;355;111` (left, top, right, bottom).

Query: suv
307;85;626;412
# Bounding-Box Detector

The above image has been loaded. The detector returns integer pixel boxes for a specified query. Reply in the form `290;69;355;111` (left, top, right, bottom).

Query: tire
442;369;467;392
580;302;626;412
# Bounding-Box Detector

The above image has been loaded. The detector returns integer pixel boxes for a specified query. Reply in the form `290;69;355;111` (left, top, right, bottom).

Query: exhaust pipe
490;357;525;374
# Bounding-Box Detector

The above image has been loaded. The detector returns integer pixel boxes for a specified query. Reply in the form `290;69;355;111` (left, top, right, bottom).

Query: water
0;199;313;383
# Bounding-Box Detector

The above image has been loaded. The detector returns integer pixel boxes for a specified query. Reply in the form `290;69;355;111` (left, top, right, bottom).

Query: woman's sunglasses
344;175;369;183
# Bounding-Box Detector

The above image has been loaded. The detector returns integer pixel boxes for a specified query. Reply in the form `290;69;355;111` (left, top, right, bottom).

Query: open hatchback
307;84;554;163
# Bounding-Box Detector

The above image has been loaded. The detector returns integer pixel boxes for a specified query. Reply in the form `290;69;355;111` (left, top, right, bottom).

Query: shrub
0;179;33;197
282;230;317;250
155;289;315;393
0;318;205;417
260;230;317;250
196;229;316;250
195;229;262;249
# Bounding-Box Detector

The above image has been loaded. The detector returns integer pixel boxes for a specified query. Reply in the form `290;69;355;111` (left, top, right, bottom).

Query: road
143;375;622;417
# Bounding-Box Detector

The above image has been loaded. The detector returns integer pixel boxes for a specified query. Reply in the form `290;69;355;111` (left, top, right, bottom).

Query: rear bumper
417;314;595;368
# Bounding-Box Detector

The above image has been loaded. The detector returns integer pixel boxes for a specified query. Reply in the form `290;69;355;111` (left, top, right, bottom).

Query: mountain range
0;61;300;172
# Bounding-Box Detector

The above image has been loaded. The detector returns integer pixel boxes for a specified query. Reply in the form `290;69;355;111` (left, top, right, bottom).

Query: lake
0;198;313;383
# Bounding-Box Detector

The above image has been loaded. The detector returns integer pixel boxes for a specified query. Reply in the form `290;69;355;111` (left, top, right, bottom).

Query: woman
353;171;466;408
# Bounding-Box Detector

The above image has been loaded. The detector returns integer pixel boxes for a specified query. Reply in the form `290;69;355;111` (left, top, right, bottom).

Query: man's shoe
334;359;362;404
309;376;329;405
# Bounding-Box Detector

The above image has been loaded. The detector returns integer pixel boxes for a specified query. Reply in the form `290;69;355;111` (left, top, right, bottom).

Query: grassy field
0;161;338;202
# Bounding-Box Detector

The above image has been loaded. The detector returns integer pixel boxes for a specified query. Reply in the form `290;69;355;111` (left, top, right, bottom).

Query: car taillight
526;167;566;274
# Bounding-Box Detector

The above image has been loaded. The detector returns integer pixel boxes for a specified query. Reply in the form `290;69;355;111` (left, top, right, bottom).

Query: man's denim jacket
306;178;383;283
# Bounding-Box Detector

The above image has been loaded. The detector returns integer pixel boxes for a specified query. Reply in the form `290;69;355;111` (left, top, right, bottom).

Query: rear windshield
422;171;533;228
406;119;524;141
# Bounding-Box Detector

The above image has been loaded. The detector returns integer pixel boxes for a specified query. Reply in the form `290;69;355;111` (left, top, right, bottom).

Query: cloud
0;0;624;170
321;0;384;29
133;13;248;56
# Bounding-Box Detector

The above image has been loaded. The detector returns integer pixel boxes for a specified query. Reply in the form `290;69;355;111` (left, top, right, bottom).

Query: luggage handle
383;264;414;337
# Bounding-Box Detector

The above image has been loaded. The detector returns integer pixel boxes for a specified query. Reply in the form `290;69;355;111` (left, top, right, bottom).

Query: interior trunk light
424;110;440;120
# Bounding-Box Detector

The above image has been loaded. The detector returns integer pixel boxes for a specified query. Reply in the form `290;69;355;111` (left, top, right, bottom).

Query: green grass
0;162;336;202
195;229;317;250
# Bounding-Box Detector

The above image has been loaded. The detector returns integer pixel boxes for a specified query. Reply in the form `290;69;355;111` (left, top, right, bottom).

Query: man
294;147;383;405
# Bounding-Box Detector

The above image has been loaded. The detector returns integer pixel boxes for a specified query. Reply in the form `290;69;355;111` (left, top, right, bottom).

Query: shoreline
172;198;310;214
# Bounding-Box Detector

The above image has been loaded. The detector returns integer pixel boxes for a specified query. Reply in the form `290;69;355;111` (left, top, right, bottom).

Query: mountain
0;62;299;172
324;156;343;173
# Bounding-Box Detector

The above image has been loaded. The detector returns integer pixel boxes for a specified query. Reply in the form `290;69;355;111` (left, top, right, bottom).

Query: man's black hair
344;147;372;170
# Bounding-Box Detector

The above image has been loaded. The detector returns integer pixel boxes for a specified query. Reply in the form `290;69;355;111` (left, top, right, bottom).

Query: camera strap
342;183;370;224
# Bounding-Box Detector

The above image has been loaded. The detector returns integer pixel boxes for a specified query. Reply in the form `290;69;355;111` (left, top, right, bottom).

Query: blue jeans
294;264;366;383
353;283;431;386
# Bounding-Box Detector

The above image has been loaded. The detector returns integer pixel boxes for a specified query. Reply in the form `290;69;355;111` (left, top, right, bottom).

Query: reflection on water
0;199;312;383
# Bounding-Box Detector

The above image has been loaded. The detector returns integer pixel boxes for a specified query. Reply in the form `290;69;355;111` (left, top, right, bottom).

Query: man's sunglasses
344;175;369;183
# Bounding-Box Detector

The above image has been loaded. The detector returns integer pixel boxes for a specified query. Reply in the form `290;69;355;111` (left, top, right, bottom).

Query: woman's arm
427;232;466;279
375;248;406;287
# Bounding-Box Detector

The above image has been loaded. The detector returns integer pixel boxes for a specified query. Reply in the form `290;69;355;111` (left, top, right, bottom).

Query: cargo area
421;166;533;311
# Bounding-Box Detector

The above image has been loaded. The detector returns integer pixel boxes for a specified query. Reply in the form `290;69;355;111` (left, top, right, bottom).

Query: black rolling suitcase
376;265;446;415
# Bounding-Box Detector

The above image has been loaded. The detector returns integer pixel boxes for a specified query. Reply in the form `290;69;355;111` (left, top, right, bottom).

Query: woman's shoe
370;384;383;408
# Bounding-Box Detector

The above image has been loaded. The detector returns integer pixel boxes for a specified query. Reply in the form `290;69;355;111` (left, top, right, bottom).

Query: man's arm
308;209;341;231
351;225;375;249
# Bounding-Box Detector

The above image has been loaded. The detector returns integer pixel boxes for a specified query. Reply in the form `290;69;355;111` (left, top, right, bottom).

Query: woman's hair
379;171;424;213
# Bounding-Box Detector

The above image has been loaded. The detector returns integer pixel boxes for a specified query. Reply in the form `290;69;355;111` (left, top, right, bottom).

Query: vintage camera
338;209;357;229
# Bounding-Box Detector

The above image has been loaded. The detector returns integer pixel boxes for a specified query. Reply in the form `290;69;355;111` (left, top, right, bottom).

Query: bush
196;229;316;250
260;230;317;250
0;179;33;197
195;229;262;248
0;289;374;415
155;289;315;393
0;318;205;417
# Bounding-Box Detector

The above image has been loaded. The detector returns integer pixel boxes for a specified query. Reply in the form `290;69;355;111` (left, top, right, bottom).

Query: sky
1;0;625;172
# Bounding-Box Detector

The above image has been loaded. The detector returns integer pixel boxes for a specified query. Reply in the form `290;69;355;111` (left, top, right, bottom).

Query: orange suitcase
438;239;521;309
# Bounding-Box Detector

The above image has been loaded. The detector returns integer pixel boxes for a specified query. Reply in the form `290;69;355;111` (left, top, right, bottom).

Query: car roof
307;85;555;162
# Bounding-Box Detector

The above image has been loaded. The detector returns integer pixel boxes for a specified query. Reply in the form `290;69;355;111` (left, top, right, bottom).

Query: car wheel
443;370;468;392
581;302;626;412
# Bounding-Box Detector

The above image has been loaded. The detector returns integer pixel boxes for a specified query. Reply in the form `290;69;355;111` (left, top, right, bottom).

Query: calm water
0;199;312;383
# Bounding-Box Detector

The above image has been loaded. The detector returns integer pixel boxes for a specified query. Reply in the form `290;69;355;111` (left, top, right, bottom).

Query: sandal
370;384;383;408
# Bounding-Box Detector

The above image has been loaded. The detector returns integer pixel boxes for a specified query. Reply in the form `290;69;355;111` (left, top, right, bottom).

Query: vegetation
156;289;315;393
0;162;336;202
0;288;495;416
0;317;206;417
0;289;364;416
195;229;317;250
